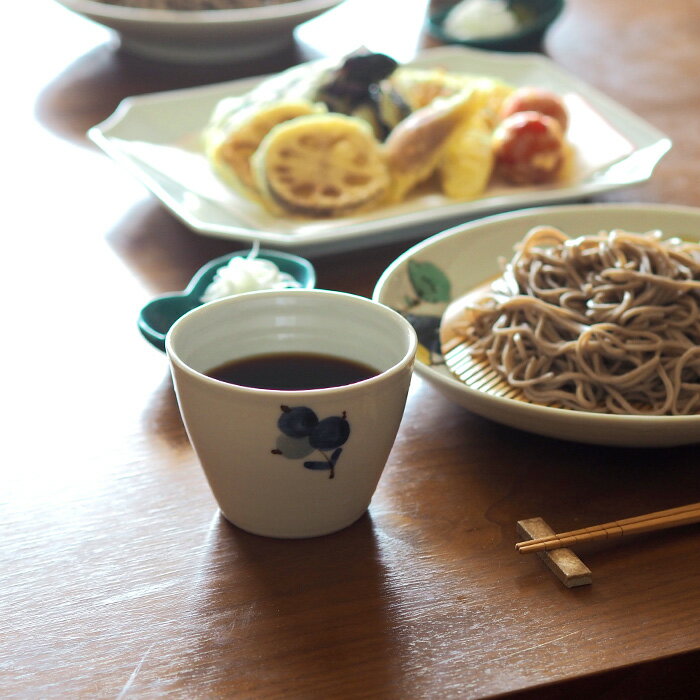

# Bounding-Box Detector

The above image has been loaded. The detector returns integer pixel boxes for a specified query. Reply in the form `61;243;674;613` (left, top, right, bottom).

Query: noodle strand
451;226;700;415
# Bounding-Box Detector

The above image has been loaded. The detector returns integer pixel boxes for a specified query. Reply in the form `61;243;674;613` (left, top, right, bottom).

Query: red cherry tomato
499;87;568;132
492;111;564;185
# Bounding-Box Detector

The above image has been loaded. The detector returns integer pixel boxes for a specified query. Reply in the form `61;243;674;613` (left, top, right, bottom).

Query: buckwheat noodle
453;226;700;415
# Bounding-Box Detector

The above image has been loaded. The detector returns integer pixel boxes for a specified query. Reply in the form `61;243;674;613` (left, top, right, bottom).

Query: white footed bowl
55;0;344;63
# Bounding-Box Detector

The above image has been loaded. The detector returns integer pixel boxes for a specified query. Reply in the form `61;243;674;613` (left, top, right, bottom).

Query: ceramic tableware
373;202;700;448
166;289;417;538
53;0;343;64
428;0;565;52
89;45;670;255
139;248;315;351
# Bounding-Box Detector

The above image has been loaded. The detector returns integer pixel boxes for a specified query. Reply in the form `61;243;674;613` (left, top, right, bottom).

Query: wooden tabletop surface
4;0;700;697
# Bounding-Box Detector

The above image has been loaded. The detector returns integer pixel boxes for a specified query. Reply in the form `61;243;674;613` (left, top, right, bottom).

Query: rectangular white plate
89;45;671;255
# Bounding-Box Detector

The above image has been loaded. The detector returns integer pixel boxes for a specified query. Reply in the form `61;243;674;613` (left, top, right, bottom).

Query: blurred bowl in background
54;0;344;63
428;0;564;52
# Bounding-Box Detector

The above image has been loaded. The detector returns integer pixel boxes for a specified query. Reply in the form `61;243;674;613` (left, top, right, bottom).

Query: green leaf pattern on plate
408;260;451;304
394;258;452;366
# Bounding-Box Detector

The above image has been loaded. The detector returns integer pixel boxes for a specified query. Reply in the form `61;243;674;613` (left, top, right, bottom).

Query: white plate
89;45;671;255
372;203;700;447
55;0;343;64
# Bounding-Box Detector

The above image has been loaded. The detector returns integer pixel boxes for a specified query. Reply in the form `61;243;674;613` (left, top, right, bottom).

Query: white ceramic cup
166;289;417;538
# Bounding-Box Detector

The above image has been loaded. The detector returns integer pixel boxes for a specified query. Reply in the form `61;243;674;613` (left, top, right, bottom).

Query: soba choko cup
166;289;417;538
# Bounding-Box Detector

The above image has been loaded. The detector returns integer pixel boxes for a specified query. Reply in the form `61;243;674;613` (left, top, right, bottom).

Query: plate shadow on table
103;193;451;301
450;406;699;529
391;381;700;568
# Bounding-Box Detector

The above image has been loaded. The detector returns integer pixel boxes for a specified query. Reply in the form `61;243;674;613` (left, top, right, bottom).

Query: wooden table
4;1;699;697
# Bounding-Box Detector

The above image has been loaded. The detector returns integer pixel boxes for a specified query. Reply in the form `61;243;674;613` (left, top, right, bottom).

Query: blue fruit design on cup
271;405;350;479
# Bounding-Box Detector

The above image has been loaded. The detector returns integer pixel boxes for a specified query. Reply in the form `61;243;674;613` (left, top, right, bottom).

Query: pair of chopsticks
516;502;700;554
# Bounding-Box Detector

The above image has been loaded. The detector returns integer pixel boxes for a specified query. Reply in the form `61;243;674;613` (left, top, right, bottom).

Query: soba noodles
445;226;700;415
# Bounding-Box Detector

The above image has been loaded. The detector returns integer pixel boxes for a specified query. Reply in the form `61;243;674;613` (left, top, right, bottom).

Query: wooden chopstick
515;502;700;549
516;502;700;554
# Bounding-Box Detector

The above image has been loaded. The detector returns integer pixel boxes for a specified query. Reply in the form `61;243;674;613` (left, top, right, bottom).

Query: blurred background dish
428;0;565;52
89;45;670;255
138;248;316;351
53;0;344;63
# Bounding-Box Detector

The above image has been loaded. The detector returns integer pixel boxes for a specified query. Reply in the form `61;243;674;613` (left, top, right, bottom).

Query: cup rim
165;288;418;395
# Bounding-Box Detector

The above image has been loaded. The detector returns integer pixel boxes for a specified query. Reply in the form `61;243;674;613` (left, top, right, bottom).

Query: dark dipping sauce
206;352;380;390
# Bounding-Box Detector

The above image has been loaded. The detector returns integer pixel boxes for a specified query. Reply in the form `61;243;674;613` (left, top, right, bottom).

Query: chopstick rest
516;502;700;554
517;517;592;588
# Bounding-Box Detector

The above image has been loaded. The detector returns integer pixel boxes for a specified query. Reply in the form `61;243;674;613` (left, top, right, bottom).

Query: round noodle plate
373;203;700;447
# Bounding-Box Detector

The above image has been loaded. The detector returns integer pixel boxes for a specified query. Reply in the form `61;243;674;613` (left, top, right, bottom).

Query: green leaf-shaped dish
138;249;316;352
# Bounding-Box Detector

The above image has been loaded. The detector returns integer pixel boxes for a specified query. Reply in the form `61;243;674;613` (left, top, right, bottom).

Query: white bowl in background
54;0;344;63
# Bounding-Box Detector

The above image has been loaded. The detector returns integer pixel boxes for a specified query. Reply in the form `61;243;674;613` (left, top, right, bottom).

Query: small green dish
428;0;564;52
138;249;316;352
